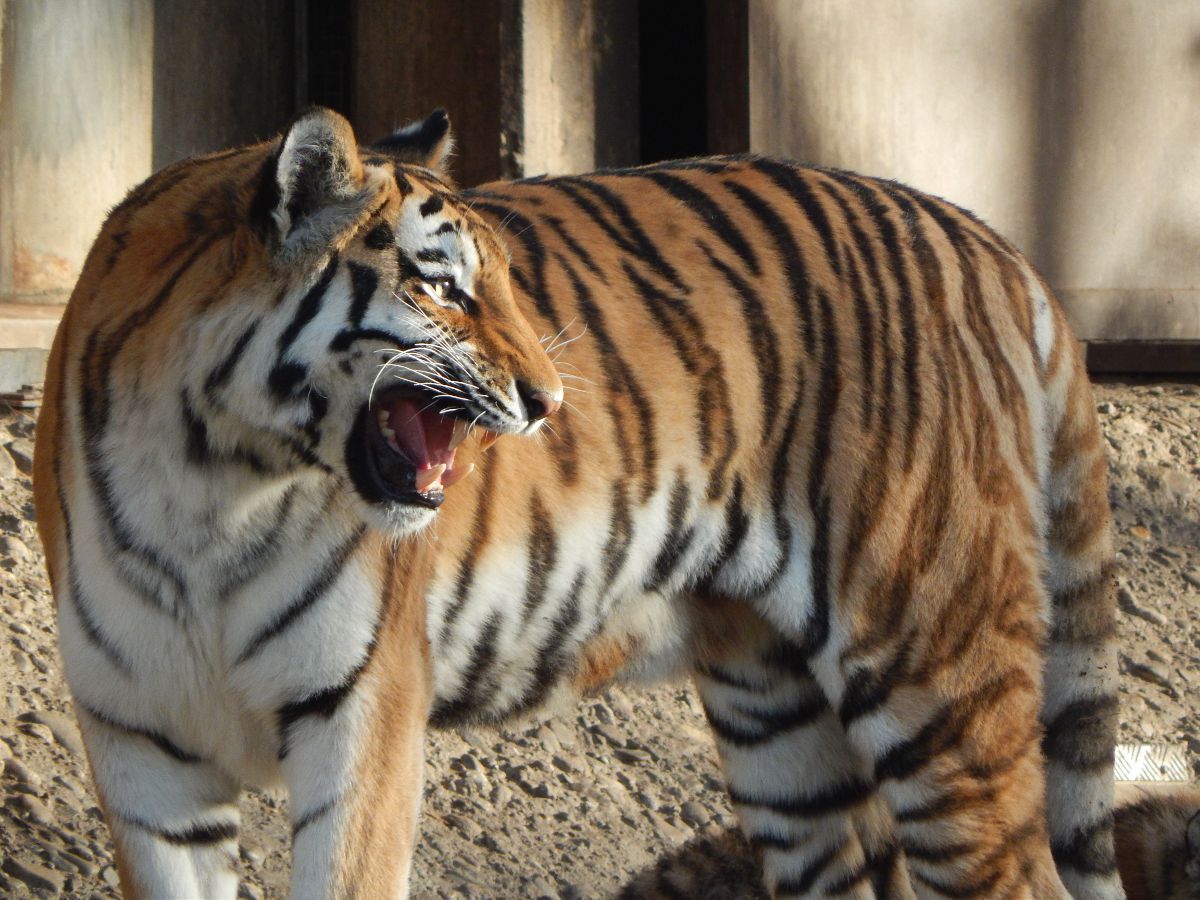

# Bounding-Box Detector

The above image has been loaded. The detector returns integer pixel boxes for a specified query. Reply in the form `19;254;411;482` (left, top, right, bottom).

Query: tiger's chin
342;390;481;535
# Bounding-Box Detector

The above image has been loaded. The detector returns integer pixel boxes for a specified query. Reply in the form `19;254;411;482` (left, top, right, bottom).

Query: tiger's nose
522;388;561;421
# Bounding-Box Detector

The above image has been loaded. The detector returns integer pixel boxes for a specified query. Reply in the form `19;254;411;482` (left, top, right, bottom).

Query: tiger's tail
1037;295;1124;898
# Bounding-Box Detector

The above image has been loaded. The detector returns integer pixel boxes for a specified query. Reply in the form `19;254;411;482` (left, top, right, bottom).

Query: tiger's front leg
79;705;242;899
279;574;431;900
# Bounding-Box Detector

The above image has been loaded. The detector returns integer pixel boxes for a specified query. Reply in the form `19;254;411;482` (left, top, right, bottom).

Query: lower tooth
415;464;447;493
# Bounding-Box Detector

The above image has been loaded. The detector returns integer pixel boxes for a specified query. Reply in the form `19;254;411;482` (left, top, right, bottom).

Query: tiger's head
165;107;561;535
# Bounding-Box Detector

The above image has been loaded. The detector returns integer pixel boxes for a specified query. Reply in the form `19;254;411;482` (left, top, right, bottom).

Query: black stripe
345;261;379;327
277;639;377;759
419;194;444;217
620;261;737;496
1040;695;1118;772
825;841;902;897
703;692;826;748
553;177;686;291
775;842;841;895
328;326;413;353
727;778;873;818
429;612;503;724
520;493;559;625
559;254;658;499
80;232;217;616
912;866;1004;899
874;674;1032;784
292;799;337;838
121;814;238;846
545;215;606;279
645;472;694;592
79;703;202;764
723;179;816;355
701;243;781;441
749;159;842;277
694;663;772;694
747;830;798;851
599;482;635;599
796;288;841;655
216;485;299;603
203;321;259;397
1051;815;1118;875
236;526;366;664
505;569;587;717
66;563;133;675
439;451;496;641
642;171;760;275
461;200;562;329
416;247;448;264
276;254;340;356
363;221;394;250
815;179;879;428
838;644;912;726
822;172;924;471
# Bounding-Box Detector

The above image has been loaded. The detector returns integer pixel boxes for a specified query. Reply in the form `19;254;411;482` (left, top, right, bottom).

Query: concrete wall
153;0;297;170
750;0;1200;340
0;0;153;302
520;0;638;176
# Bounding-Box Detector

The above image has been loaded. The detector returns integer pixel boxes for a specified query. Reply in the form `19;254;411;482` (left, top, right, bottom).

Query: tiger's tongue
384;397;457;470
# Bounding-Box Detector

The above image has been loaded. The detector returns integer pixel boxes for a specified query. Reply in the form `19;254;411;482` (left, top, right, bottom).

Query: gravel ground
0;379;1196;899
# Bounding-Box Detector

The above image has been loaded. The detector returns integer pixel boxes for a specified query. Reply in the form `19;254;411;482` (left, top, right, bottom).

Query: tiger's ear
371;109;454;176
262;107;386;261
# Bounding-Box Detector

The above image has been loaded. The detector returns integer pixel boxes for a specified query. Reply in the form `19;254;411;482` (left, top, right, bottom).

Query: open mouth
347;390;493;509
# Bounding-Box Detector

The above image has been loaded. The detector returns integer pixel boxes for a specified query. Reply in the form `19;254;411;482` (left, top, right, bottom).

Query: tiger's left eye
422;277;457;307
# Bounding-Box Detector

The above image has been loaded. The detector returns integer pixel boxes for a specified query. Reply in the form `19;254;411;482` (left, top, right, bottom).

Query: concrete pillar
750;0;1200;341
518;0;638;176
0;0;153;304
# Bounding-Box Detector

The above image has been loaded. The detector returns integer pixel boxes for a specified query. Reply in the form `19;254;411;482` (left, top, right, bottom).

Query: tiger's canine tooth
415;464;447;493
442;462;475;487
479;429;499;451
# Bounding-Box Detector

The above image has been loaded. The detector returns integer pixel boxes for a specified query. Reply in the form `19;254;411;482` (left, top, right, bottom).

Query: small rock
5;758;43;789
2;855;65;895
490;784;514;807
1117;587;1168;626
1183;569;1200;591
1128;524;1152;541
4;439;34;475
445;813;484;841
0;534;30;563
680;800;710;827
17;793;56;827
0;445;16;478
1121;654;1173;691
241;844;265;867
238;884;264;900
613;747;651;765
101;866;121;890
19;711;84;756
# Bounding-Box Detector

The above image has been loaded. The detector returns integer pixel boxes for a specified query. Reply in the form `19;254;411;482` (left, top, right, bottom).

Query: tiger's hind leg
808;537;1068;899
78;706;242;899
1040;348;1123;899
694;610;914;899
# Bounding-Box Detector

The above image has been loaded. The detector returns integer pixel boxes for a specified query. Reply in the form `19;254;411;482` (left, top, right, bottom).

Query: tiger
31;104;1181;898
